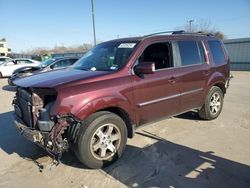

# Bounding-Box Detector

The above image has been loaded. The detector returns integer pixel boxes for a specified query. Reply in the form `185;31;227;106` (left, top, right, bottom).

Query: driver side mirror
134;61;155;74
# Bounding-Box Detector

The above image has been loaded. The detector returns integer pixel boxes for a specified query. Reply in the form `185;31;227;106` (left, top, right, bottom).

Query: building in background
224;38;250;71
0;38;11;56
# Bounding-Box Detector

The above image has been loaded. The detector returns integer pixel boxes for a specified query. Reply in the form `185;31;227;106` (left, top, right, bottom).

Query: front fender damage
47;117;69;163
15;114;81;165
45;114;81;164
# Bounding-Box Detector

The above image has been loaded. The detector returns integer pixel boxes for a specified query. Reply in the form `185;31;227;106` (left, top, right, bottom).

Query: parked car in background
13;31;230;169
8;57;79;85
0;58;40;78
0;56;13;65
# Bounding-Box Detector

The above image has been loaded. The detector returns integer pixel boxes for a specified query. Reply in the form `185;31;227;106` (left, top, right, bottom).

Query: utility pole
91;0;96;46
187;19;194;32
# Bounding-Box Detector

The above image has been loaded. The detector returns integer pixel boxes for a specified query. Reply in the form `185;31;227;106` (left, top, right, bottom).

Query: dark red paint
15;35;230;128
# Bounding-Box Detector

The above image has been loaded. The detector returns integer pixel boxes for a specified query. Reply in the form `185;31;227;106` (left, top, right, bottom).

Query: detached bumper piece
14;115;44;143
14;115;63;164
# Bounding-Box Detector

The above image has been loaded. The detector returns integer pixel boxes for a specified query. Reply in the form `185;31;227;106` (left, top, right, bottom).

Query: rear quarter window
208;40;226;64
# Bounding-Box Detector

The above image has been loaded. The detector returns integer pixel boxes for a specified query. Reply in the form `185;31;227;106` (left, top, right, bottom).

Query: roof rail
172;30;214;36
143;30;214;38
144;30;185;37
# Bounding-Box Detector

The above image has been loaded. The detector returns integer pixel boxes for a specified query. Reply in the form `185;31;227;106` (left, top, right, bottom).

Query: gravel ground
0;71;249;188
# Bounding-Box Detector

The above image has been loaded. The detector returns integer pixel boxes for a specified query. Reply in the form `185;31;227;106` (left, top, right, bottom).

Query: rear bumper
226;73;233;89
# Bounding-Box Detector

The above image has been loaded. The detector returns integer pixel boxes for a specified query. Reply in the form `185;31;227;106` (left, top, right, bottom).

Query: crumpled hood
14;68;109;88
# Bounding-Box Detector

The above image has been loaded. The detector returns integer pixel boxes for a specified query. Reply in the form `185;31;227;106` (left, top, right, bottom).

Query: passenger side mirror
134;61;155;74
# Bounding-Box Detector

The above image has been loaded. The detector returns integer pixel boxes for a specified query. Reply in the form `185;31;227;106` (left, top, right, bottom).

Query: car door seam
137;88;203;107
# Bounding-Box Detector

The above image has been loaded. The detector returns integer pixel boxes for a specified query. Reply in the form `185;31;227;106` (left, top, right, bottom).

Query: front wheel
198;86;224;120
74;111;127;169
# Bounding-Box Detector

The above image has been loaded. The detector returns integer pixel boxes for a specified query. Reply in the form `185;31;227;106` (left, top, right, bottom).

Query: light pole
187;19;194;32
91;0;96;46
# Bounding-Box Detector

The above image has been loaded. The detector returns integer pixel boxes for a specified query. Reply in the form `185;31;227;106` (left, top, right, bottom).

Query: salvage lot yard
0;71;249;188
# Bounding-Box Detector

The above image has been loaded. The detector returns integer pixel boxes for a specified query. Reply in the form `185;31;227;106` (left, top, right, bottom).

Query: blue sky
1;0;250;52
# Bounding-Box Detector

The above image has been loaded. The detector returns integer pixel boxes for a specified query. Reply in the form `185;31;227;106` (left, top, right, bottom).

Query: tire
198;86;224;120
8;78;14;86
0;72;2;78
74;111;127;169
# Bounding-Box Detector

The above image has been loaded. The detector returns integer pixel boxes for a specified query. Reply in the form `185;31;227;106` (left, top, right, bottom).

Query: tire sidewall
76;112;127;169
205;86;224;119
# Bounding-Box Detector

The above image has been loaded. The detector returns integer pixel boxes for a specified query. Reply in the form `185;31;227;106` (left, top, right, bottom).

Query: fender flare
206;72;226;94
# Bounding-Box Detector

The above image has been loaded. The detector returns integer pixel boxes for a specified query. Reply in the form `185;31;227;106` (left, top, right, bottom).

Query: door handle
168;77;176;84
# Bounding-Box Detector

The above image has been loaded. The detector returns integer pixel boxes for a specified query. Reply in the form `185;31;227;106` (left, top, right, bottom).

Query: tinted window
139;43;172;70
178;41;203;66
208;41;225;64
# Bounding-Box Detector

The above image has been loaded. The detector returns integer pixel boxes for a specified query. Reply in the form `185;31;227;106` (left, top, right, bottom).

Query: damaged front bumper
14;115;45;144
14;114;64;163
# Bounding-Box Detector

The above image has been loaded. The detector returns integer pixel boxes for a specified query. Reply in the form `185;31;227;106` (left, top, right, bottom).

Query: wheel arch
213;82;226;94
73;97;136;139
97;107;135;138
206;72;226;94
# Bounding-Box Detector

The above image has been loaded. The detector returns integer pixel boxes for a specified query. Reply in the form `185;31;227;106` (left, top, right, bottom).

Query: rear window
208;40;225;64
178;41;205;66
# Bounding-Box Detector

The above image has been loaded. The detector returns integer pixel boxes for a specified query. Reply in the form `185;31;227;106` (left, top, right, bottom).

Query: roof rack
144;30;185;37
144;30;214;37
172;30;214;36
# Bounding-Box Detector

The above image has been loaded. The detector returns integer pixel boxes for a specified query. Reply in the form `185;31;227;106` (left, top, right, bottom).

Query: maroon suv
13;32;230;168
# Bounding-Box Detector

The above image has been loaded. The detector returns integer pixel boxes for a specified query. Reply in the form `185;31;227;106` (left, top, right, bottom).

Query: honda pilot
13;31;230;168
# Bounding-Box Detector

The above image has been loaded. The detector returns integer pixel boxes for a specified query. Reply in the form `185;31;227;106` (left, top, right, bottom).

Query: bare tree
23;43;93;55
180;19;226;39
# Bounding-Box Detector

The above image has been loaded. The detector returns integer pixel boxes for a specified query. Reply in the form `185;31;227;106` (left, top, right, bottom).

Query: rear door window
177;41;205;66
208;40;225;64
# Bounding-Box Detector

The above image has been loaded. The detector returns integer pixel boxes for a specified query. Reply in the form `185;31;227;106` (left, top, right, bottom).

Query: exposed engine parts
13;87;81;163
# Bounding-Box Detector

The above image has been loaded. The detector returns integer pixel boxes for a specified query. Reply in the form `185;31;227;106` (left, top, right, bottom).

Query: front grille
15;88;33;127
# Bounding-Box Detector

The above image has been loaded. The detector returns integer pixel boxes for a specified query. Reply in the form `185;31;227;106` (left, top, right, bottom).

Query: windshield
73;41;138;71
39;59;56;68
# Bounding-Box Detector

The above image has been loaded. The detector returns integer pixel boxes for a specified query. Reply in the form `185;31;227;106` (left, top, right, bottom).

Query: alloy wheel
90;123;121;160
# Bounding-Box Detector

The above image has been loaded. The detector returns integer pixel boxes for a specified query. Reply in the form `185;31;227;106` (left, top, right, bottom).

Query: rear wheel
0;72;2;78
74;111;127;169
198;86;224;120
